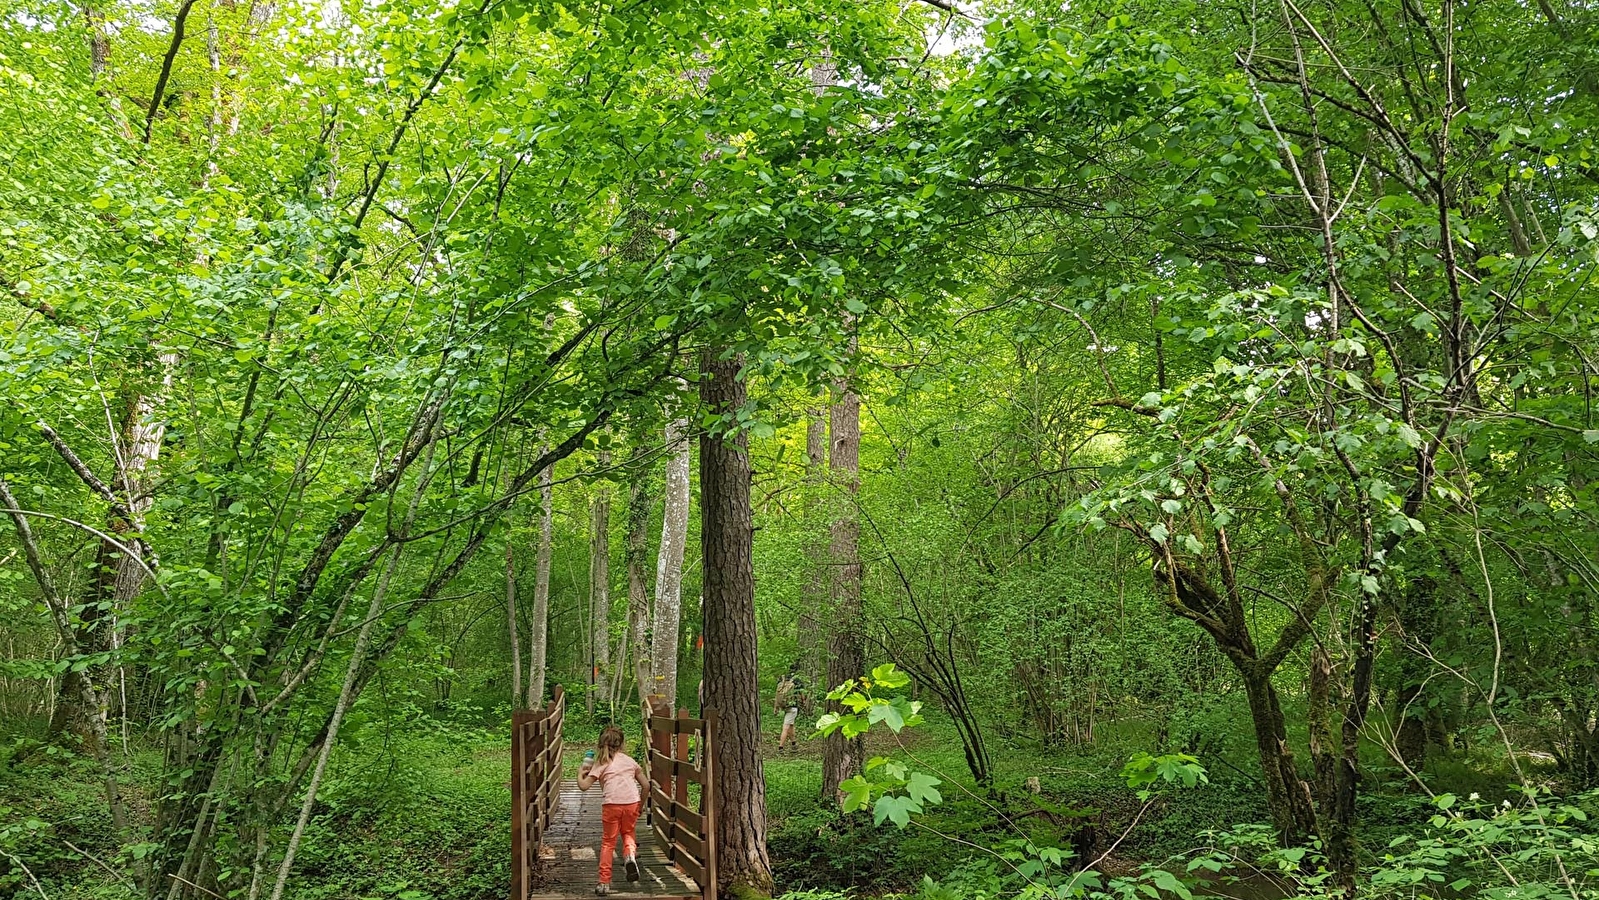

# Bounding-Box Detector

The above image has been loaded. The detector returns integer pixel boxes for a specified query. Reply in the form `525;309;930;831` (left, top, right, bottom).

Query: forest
2;0;1598;897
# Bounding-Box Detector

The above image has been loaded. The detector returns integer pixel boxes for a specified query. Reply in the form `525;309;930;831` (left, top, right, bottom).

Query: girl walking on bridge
577;726;649;895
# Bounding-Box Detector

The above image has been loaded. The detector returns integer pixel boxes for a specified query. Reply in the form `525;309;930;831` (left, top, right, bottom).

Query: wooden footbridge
512;687;720;900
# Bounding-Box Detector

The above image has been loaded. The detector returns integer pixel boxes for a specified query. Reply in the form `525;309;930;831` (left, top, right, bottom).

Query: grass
288;725;515;900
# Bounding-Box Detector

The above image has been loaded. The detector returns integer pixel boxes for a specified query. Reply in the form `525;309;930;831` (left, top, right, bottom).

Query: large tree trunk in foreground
822;379;864;801
526;459;553;707
1308;596;1380;895
651;404;691;707
1239;667;1319;847
699;351;774;897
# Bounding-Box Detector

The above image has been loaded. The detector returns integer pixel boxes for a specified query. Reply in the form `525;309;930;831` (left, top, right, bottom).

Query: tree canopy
4;0;1599;898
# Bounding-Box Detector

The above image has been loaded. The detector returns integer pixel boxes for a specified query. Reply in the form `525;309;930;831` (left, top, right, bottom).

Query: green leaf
867;700;905;732
869;663;909;689
839;776;872;813
1147;868;1193;900
872;794;920;828
905;771;942;806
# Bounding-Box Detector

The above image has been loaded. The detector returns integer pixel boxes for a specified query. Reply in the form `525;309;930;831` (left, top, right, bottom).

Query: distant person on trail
775;669;805;751
578;725;649;895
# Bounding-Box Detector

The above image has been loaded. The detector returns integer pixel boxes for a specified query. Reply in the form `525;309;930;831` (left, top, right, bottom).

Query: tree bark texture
626;453;655;708
1240;667;1319;847
822;381;864;802
590;448;611;709
526;458;553;707
53;363;173;738
699;351;774;896
652;405;691;708
796;408;828;690
507;540;522;705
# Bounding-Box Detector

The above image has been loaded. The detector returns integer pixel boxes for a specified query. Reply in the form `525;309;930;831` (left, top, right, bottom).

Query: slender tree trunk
53;364;173;738
269;437;438;900
796;408;828;689
83;0;110;76
1394;576;1438;769
507;541;523;706
822;376;864;801
626;453;655;708
699;351;774;897
1307;597;1379;894
651;400;691;707
526;457;553;707
589;449;611;711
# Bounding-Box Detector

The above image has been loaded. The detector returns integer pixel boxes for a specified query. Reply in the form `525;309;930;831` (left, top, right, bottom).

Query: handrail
645;698;717;900
512;685;566;900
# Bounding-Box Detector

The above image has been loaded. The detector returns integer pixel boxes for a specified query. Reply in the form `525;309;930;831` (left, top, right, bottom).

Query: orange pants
598;801;641;884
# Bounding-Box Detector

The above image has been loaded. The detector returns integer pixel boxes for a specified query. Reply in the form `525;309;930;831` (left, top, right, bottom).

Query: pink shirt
589;752;644;805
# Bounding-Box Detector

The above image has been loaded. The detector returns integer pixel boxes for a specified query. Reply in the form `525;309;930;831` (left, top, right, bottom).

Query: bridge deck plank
527;782;699;900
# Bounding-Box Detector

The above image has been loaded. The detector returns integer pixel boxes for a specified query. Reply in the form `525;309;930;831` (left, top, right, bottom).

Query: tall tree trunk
83;0;110;76
822;378;863;801
1240;667;1319;846
589;449;611;711
699;351;774;897
651;401;691;707
796;408;828;689
626;452;655;708
507;540;523;706
526;458;553;707
53;365;173;739
1308;598;1380;894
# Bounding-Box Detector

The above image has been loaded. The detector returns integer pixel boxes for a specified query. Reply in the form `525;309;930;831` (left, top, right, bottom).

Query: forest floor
3;705;1485;900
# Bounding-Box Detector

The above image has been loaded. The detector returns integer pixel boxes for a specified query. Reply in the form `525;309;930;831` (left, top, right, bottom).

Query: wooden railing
646;700;718;900
512;685;566;900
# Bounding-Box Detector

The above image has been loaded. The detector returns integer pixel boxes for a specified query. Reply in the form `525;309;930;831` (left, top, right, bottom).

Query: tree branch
143;0;200;145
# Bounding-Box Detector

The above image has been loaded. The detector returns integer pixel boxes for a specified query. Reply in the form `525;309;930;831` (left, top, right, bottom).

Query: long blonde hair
595;725;625;768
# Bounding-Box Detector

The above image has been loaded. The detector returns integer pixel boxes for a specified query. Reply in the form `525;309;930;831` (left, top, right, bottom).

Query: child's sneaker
625;856;641;882
595;884;611;896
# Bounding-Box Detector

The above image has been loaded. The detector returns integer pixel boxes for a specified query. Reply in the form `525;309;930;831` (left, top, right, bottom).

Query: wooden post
547;686;564;833
643;694;665;836
513;686;569;900
538;713;552;842
675;708;691;810
703;708;718;900
511;709;534;900
647;694;671;795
